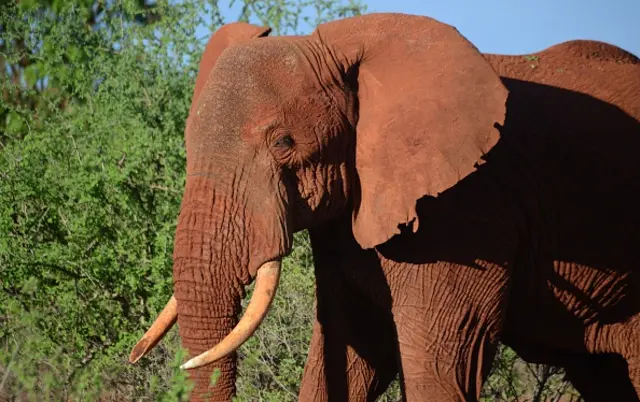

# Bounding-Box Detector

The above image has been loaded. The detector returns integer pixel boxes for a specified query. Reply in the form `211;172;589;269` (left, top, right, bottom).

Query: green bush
1;1;203;399
0;1;577;400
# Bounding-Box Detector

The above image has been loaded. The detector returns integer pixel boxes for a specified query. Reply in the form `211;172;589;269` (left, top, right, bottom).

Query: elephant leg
299;223;400;401
624;331;640;399
377;188;515;401
624;316;640;398
389;260;510;402
584;314;640;399
561;353;639;402
300;312;399;401
630;357;640;400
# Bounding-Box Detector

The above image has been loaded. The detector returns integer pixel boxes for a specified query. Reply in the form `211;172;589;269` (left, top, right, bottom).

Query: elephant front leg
298;269;400;401
299;222;400;401
300;314;398;401
390;259;510;402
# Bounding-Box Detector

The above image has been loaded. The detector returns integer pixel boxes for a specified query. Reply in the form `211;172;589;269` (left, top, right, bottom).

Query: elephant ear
190;22;272;115
314;13;508;249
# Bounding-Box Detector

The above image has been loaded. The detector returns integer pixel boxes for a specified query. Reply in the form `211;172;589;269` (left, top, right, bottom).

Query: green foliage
482;345;580;402
1;0;205;398
231;0;365;34
1;0;578;400
0;0;166;142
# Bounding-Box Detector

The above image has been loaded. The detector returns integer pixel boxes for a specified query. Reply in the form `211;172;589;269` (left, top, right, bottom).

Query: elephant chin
128;259;281;369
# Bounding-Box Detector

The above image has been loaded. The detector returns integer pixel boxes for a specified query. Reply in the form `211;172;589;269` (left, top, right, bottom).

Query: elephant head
129;13;507;400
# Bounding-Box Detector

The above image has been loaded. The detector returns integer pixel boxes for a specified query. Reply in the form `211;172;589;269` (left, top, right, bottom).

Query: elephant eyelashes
274;135;294;149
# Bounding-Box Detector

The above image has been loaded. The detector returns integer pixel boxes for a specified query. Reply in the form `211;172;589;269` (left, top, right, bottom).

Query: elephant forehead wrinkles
189;40;315;155
217;38;303;76
189;77;268;155
211;39;306;99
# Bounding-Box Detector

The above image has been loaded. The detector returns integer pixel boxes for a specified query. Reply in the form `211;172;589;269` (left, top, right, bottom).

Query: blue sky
205;0;639;56
363;0;639;55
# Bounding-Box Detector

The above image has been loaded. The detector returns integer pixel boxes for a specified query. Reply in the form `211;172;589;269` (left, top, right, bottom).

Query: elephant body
488;45;640;401
301;43;640;401
130;13;640;402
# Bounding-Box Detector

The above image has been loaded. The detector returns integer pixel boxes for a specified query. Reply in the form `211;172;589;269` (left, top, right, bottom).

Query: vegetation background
0;1;582;400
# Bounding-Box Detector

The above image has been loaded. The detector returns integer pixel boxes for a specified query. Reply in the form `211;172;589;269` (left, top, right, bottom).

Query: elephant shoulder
542;40;639;65
483;40;639;82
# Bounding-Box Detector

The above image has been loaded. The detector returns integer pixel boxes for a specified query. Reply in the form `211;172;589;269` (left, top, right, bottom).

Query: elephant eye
274;135;294;149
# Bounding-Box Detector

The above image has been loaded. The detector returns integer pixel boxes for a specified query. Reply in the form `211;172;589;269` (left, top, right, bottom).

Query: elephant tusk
129;295;178;364
180;260;281;370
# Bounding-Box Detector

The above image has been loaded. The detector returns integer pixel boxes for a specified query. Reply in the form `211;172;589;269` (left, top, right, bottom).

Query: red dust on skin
242;115;279;144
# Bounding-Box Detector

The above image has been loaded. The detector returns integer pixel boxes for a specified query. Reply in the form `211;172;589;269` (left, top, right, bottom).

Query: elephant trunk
173;234;240;399
130;158;290;400
171;169;287;401
171;176;251;401
175;306;238;400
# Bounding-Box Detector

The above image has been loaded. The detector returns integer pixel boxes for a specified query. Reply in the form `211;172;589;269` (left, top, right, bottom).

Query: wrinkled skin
145;13;640;402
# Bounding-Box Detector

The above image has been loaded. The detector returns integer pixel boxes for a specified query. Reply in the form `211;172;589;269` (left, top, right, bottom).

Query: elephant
128;12;640;402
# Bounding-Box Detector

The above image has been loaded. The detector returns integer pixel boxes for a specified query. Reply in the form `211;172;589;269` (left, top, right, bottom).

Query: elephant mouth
128;259;282;368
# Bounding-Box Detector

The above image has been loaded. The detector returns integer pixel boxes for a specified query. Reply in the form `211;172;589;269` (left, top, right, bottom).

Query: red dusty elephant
129;13;640;402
